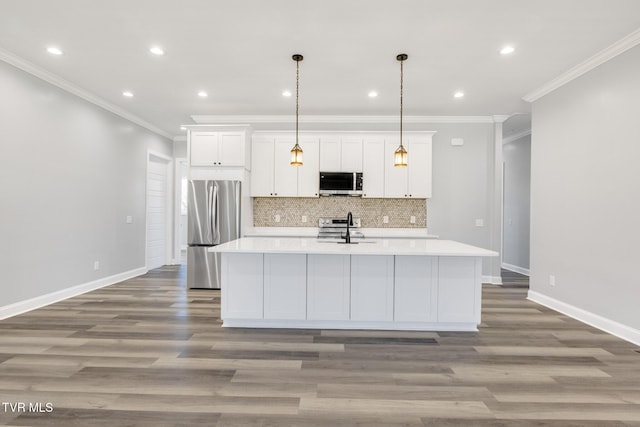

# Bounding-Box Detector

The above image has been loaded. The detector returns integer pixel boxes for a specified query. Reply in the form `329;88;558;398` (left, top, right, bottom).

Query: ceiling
1;0;639;138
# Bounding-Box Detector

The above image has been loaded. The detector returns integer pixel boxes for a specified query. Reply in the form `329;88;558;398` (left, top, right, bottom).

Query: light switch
126;216;133;224
301;215;308;223
475;219;484;227
451;138;464;146
383;216;389;224
410;216;416;224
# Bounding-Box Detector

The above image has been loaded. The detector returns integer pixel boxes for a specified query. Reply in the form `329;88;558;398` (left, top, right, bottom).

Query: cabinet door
394;256;438;322
218;132;245;166
407;139;432;198
307;254;350;320
273;139;298;197
190;132;219;166
221;253;264;319
251;137;275;196
297;139;320;197
350;255;394;321
264;254;307;320
437;257;479;323
319;138;341;171
340;138;363;172
384;138;408;198
362;138;385;198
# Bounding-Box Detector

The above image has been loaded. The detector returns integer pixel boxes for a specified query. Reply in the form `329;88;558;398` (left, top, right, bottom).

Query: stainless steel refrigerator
187;180;241;289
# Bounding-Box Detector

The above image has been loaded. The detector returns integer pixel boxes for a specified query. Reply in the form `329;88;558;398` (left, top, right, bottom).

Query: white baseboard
0;267;147;320
501;263;530;276
483;275;503;285
528;290;640;346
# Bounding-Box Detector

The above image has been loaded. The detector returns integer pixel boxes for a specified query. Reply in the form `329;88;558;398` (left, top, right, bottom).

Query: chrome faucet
344;211;353;243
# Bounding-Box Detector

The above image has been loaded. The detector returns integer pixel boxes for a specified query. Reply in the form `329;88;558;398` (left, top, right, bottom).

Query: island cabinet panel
221;253;264;319
437;257;479;323
307;254;350;320
394;256;438;322
263;254;307;320
350;255;394;321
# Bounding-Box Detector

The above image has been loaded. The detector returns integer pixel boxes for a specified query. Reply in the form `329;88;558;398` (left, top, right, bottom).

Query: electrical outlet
94;261;100;271
410;215;416;224
301;215;308;223
274;214;281;223
383;215;389;224
549;275;556;287
126;215;133;224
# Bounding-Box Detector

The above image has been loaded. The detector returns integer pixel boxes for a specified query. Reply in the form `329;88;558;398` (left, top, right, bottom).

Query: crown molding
191;114;501;125
523;28;640;103
503;129;531;144
0;47;172;140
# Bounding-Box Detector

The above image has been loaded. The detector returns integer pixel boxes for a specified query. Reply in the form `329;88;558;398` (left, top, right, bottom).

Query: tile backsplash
253;197;426;228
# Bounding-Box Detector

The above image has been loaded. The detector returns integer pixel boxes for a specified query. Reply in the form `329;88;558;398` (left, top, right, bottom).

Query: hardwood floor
1;266;639;426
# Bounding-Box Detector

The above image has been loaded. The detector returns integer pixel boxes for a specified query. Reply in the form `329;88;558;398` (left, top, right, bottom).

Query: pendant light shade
395;53;408;167
290;54;304;166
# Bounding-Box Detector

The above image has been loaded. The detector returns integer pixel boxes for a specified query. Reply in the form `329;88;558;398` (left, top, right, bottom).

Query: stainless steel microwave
319;172;363;196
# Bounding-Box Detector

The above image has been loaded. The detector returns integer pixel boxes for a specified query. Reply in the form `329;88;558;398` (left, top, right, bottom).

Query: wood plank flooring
1;266;639;426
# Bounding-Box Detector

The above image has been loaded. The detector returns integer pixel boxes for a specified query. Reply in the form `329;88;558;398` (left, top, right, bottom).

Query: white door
147;155;170;270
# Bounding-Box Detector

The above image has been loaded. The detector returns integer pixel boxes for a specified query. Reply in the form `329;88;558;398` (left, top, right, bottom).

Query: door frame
146;150;174;269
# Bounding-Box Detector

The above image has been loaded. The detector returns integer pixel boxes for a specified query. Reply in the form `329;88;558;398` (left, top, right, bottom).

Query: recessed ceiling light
180;126;187;131
197;91;208;98
453;91;465;99
282;90;292;97
500;46;515;55
46;46;63;55
122;91;134;98
149;46;165;56
368;91;378;98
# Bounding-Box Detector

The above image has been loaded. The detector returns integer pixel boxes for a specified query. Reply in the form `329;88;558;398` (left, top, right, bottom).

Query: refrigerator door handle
211;183;220;245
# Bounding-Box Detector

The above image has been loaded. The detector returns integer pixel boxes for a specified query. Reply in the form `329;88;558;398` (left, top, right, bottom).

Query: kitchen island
209;237;498;331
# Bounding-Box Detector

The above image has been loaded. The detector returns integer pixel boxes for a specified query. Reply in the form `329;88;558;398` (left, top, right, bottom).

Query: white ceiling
1;0;639;138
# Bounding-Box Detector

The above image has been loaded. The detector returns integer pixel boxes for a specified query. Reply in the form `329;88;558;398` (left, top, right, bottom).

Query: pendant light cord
400;57;403;148
296;58;300;144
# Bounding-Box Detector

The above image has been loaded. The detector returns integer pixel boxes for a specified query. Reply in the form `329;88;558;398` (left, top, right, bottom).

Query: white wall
530;45;640;338
426;123;501;282
502;134;531;273
0;60;173;310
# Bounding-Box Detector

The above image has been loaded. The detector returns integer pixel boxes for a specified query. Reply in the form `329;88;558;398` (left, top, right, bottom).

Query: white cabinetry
319;137;363;172
221;253;263;319
384;137;432;198
437;257;480;324
251;134;319;197
350;255;394;321
362;138;385;198
190;131;247;167
307;254;350;320
394;256;438;322
264;254;306;320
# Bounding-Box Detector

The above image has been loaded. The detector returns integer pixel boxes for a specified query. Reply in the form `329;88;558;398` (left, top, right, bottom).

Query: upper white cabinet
384;136;433;198
251;133;319;197
362;137;385;198
319;137;363;172
189;128;250;168
251;131;433;199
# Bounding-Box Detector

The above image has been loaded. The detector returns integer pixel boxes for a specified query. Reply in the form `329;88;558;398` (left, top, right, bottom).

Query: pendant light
290;54;304;166
394;53;408;167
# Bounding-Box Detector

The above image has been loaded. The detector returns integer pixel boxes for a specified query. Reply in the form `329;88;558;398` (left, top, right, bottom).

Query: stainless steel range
317;217;364;241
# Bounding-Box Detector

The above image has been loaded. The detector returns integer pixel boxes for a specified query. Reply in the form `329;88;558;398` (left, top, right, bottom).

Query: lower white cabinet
264;254;307;320
350;255;394;321
307;254;351;320
437;257;480;323
394;256;438;322
220;252;482;331
221;253;263;319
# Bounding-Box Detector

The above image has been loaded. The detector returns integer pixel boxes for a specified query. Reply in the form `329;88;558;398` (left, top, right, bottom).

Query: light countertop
210;237;498;257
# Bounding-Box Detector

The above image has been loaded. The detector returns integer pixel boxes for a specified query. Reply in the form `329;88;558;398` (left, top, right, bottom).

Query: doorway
146;152;172;270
